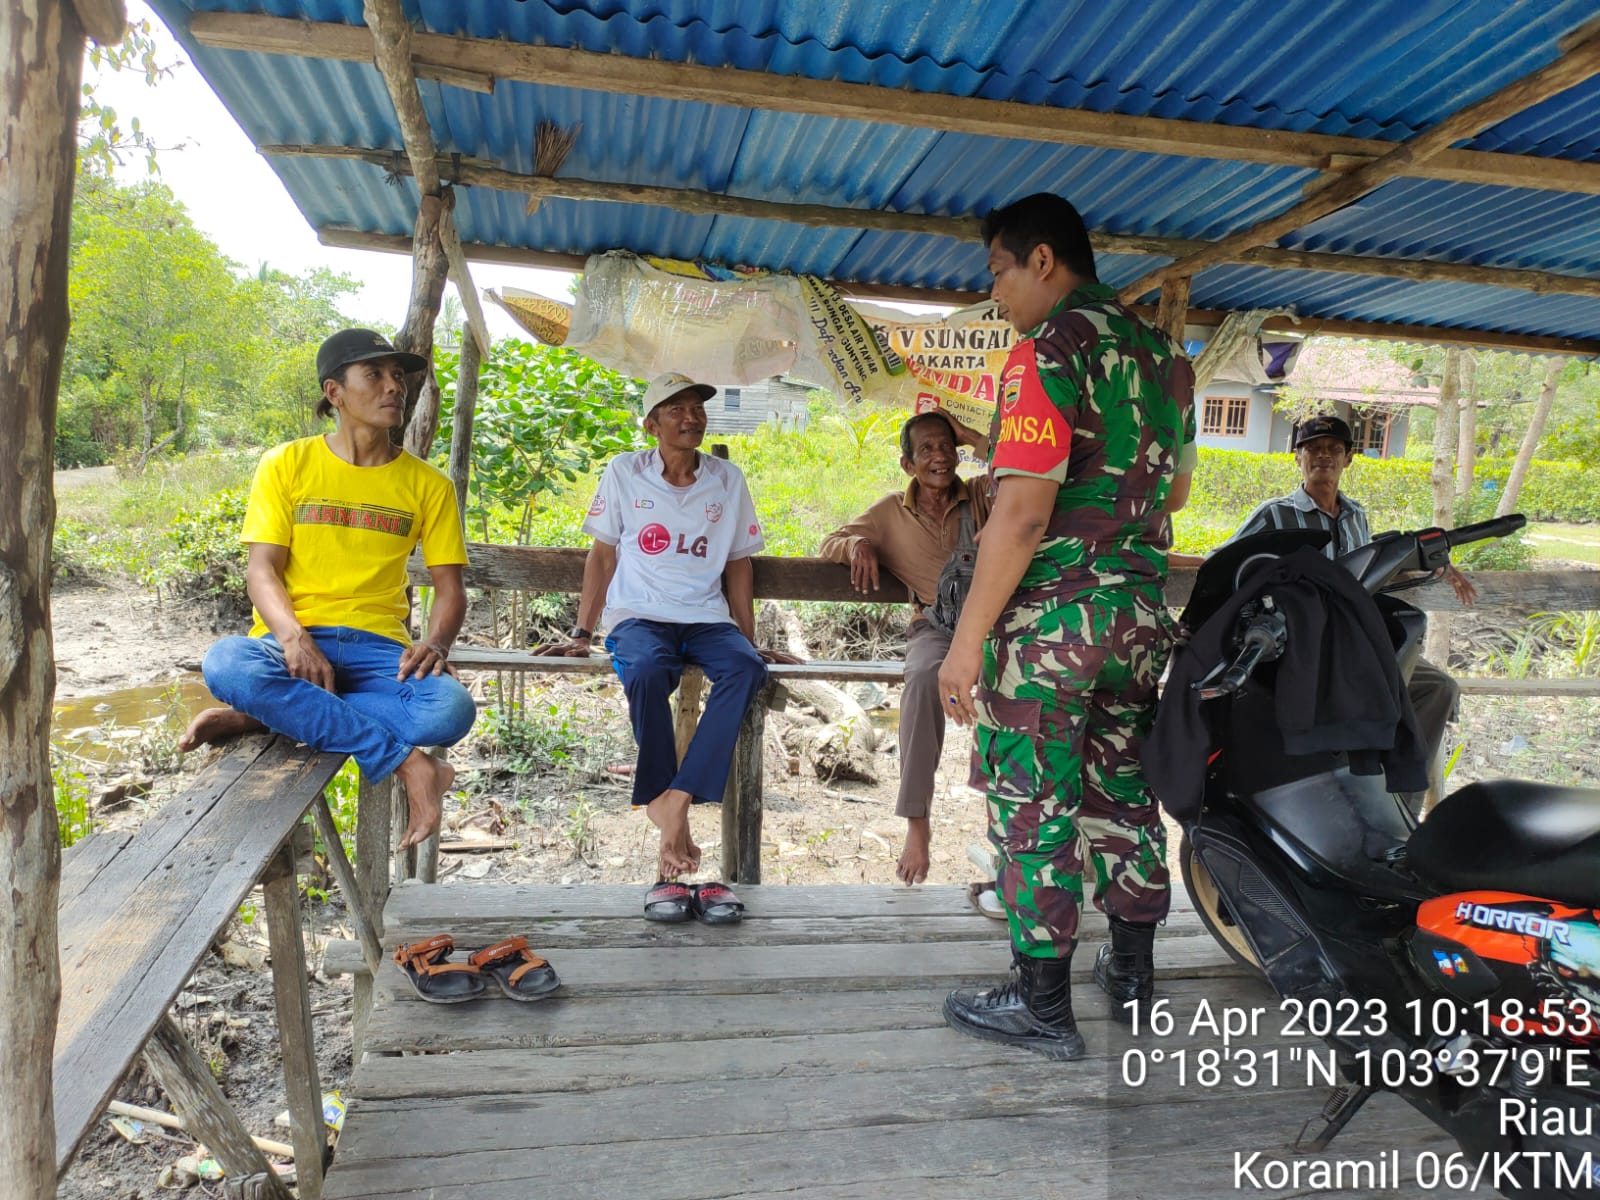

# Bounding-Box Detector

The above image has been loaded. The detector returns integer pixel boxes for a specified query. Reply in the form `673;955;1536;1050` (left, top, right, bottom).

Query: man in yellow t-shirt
180;329;473;849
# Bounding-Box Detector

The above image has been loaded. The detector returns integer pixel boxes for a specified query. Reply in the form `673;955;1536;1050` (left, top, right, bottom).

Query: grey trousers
898;621;954;819
1409;655;1460;796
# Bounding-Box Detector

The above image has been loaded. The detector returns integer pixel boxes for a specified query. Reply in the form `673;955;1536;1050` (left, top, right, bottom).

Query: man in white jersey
541;374;795;903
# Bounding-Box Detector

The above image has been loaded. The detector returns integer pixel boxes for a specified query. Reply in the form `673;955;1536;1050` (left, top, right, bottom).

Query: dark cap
1292;415;1354;449
316;328;427;384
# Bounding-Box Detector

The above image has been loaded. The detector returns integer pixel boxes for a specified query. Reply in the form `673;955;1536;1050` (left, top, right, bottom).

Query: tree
1430;347;1461;529
1456;352;1478;497
433;341;644;542
65;179;244;462
1497;357;1563;517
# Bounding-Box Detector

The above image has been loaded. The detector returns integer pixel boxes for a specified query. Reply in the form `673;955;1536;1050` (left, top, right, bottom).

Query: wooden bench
54;733;385;1200
419;543;1600;882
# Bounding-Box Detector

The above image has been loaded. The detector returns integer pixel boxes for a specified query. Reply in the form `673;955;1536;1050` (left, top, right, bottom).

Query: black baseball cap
1292;414;1354;449
316;328;427;383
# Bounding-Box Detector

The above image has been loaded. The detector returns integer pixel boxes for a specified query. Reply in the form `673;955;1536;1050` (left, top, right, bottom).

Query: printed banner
488;252;1022;432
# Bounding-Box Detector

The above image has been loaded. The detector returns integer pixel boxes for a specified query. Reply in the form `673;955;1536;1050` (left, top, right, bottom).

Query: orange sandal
468;936;561;1002
392;934;487;1004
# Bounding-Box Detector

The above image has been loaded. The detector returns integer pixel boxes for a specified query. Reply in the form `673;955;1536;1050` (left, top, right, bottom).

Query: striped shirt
1225;487;1370;559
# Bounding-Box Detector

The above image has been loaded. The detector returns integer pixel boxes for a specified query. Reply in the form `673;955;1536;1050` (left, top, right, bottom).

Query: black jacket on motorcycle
1146;546;1429;822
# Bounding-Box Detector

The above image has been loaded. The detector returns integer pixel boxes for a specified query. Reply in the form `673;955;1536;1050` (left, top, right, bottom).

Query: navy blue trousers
605;619;768;807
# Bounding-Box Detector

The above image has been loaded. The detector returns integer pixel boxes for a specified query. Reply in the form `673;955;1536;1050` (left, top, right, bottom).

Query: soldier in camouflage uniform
938;193;1196;1060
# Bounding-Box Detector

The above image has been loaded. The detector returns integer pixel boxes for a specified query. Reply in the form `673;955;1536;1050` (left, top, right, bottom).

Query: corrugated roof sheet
150;0;1600;346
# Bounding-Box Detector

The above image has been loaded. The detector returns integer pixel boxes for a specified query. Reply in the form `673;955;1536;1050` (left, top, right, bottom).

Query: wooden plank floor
325;882;1454;1200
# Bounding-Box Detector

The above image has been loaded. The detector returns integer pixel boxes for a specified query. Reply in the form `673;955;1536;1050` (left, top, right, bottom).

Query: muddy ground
49;574;1600;1198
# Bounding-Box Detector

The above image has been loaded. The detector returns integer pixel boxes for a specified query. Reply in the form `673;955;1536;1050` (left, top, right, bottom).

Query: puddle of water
53;673;216;766
868;708;901;738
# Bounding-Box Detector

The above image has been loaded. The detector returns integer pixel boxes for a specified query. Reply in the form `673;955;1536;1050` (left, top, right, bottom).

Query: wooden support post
673;668;705;766
350;770;391;1059
720;681;772;884
311;793;383;974
262;845;325;1200
416;748;445;884
390;781;416;884
141;1017;292;1200
1155;276;1192;346
447;320;481;521
0;2;112;1191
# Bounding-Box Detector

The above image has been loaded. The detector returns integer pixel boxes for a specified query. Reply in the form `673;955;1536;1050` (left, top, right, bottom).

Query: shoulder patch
992;341;1071;476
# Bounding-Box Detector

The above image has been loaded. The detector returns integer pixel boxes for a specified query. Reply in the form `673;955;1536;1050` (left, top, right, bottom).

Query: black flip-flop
644;880;694;922
468;936;561;1001
691;881;745;925
392;935;487;1003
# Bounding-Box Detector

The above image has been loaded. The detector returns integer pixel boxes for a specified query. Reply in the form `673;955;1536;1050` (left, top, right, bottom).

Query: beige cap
641;372;716;418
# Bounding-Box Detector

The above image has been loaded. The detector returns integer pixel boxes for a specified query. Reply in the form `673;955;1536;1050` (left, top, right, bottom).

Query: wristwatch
567;625;592;641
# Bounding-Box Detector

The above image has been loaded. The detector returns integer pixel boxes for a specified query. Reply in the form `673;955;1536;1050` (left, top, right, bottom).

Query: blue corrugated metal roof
149;0;1600;347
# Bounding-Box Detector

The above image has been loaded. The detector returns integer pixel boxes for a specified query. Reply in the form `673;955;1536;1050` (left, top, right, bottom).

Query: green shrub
53;757;95;849
165;487;250;608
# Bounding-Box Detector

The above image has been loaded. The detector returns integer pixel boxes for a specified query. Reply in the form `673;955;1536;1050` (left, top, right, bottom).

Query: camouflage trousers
971;591;1174;959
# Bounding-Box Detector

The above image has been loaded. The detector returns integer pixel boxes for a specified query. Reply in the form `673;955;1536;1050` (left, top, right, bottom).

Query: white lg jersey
582;449;765;629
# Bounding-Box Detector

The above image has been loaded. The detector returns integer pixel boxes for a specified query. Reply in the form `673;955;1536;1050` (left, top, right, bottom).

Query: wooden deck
325;882;1453;1200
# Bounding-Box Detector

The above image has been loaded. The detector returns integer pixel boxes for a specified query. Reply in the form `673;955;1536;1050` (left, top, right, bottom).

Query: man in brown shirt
820;411;991;885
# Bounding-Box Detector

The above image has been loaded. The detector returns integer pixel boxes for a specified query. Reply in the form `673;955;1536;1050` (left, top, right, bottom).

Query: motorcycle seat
1407;779;1600;907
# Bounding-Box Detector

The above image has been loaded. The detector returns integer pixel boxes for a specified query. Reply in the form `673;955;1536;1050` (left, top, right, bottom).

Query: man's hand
532;636;595;658
759;648;805;665
397;637;456;681
849;541;881;594
950;416;990;459
282;630;335;692
937;637;984;729
1445;564;1478;606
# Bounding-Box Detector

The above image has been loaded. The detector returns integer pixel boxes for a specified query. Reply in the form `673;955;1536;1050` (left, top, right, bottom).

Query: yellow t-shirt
241;436;468;645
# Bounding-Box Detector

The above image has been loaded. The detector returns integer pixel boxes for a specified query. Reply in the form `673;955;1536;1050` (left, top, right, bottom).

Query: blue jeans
605;619;768;807
202;627;477;781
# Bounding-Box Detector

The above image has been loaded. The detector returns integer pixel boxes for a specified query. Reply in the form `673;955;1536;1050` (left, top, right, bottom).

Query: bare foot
395;749;456;849
178;706;266;752
896;817;931;886
644;788;696;878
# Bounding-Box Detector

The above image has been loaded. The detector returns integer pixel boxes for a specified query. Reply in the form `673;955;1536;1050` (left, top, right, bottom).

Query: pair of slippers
644;880;744;925
392;933;561;1004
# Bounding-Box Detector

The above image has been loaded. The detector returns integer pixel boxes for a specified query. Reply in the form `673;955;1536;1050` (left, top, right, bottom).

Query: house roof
148;1;1600;354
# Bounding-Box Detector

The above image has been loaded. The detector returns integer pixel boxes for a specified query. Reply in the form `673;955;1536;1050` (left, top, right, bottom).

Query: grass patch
1526;522;1600;566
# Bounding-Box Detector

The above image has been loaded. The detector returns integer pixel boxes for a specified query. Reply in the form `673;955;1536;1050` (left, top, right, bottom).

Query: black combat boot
1092;917;1157;1024
943;950;1086;1061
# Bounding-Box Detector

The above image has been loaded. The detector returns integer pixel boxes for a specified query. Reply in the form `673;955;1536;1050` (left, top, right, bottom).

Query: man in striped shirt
1222;414;1474;811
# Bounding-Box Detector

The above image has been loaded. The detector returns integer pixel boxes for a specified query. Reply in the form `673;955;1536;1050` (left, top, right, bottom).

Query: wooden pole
140;1017;292;1200
2;2;117;1193
264;145;1600;302
447;320;480;521
262;845;325;1200
311;793;383;973
1154;276;1192;345
1118;27;1600;302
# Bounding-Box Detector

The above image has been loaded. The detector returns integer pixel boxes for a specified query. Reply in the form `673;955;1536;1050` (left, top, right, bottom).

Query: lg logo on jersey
637;524;708;558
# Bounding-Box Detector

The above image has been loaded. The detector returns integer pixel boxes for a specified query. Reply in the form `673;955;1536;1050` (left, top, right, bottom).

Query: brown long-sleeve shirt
819;476;992;616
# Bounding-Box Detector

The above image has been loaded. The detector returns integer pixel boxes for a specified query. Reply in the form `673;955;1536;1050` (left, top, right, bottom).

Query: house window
1349;410;1389;456
723;387;742;411
1201;394;1249;438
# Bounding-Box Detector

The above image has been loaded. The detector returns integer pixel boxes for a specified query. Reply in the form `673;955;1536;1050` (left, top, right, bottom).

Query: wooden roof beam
316;226;1600;358
1118;25;1600;303
267;143;1600;302
190;11;1600;197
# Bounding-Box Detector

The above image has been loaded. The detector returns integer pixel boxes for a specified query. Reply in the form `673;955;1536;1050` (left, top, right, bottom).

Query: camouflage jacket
986;282;1195;615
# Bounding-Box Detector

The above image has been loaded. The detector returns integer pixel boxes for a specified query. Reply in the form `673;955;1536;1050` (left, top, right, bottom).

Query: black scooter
1169;515;1600;1199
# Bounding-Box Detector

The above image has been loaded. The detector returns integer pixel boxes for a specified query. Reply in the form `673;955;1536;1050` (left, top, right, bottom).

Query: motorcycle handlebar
1444;514;1526;548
